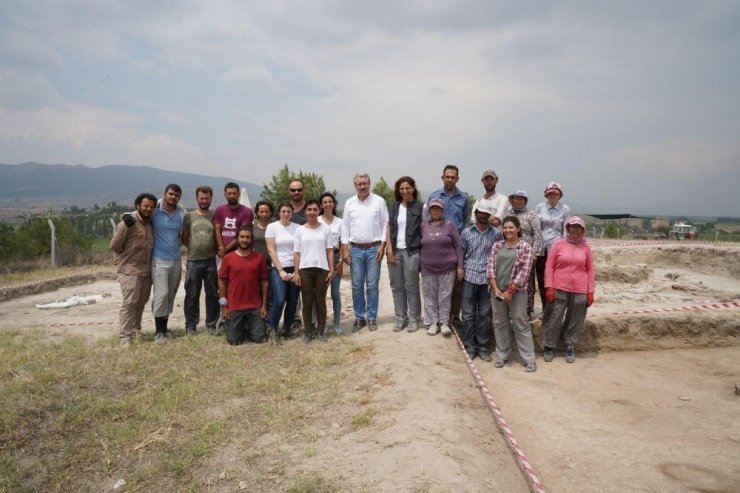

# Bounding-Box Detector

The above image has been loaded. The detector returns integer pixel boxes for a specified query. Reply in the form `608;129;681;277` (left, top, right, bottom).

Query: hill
0;162;262;211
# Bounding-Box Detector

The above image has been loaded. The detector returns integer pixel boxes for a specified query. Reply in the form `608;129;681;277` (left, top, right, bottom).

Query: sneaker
494;358;507;368
407;321;419;333
543;347;554;362
466;351;477;360
368;320;378;331
526;361;537;372
427;325;439;336
185;327;197;336
155;333;167;345
334;325;344;336
566;346;576;363
440;324;452;336
318;334;328;343
206;324;217;335
120;337;132;347
301;335;311;345
479;351;493;363
291;319;303;330
393;320;407;332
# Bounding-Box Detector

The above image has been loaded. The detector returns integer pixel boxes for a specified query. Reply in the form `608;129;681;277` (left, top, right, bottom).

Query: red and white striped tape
49;318;184;328
588;300;740;318
590;240;739;248
452;329;546;493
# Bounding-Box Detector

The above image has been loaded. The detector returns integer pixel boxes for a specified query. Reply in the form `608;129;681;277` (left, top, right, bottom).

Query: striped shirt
459;224;503;285
487;240;533;293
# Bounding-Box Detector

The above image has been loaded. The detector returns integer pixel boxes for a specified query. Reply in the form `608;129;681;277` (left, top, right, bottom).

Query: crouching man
218;225;268;345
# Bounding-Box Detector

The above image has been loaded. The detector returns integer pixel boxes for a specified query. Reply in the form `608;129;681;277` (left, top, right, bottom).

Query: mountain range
0;162;263;210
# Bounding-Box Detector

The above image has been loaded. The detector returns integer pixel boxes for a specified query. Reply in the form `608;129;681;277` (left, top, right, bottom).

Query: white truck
669;223;697;240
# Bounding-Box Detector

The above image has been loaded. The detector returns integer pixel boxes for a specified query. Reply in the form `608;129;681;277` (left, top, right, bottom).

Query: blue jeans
183;258;219;329
330;251;342;326
267;266;300;335
461;280;492;355
350;245;381;321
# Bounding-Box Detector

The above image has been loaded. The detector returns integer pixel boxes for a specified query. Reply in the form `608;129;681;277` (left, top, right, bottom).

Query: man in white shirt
470;170;509;227
340;173;389;332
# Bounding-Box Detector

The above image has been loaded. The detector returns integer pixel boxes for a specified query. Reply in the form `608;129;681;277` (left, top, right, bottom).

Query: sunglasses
290;188;303;192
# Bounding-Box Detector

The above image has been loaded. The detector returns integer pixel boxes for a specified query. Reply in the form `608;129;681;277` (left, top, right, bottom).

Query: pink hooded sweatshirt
544;216;595;294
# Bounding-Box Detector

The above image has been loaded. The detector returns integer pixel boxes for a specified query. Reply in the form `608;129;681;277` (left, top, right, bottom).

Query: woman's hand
587;292;594;307
546;288;556;303
456;267;464;281
325;270;334;284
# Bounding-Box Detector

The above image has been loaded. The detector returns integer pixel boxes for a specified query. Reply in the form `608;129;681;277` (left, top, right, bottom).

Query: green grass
0;330;363;491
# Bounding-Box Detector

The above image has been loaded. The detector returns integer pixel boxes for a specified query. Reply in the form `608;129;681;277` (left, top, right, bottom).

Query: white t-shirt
293;223;332;270
395;203;407;249
318;215;343;249
266;221;299;267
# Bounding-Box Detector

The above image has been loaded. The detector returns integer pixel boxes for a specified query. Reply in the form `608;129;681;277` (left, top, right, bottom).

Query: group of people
110;166;595;372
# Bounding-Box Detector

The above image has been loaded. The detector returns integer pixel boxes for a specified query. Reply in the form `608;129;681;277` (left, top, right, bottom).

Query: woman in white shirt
266;201;301;339
293;199;334;344
318;192;344;335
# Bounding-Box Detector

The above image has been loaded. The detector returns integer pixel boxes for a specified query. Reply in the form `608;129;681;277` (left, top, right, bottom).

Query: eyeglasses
289;188;303;192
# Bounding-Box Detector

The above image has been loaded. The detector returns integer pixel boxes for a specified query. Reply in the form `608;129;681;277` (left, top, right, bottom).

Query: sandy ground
1;241;739;492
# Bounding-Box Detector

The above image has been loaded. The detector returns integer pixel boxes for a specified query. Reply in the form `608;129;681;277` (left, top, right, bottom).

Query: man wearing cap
534;182;570;312
459;203;503;361
470;170;508;227
340;172;389;332
427;164;469;328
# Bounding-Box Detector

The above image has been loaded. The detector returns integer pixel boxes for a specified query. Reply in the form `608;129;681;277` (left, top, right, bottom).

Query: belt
350;241;381;249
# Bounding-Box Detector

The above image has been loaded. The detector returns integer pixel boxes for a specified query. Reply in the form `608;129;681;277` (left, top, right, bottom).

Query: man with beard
289;178;307;225
470;170;508;227
151;183;187;343
111;193;156;346
181;186;219;335
214;182;254;259
218;225;269;345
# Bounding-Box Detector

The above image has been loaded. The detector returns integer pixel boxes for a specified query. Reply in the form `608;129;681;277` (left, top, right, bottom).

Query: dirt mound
0;271;117;302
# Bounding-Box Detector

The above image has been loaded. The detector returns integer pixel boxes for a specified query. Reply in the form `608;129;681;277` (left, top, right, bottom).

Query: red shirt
218;250;268;311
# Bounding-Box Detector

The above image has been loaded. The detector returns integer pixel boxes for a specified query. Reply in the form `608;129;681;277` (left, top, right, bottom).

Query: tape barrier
588;300;740;318
590;240;739;249
49;318;185;328
452;329;546;493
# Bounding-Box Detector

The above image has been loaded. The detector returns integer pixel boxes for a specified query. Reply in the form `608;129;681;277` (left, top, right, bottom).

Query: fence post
47;219;57;268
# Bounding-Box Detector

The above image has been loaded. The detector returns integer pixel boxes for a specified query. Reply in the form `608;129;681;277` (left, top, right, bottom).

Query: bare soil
1;241;739;492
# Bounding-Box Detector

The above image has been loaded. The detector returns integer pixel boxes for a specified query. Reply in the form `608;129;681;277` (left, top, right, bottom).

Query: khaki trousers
118;273;152;341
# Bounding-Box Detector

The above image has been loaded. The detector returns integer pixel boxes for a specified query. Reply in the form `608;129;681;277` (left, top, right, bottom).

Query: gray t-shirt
494;244;517;291
183;211;216;261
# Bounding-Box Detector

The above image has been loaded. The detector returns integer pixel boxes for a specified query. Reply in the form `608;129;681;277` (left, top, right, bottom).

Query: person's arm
531;213;545;258
218;267;230;320
181;215;190;247
487;243;502;298
110;222;128;254
340;203;351;265
260;278;269;318
376;199;388;262
293;251;302;287
214;222;225;257
586;244;595;306
450;223;464;280
385;222;396;265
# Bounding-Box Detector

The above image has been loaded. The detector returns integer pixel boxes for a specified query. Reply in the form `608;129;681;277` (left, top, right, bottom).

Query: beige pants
118;273;152;341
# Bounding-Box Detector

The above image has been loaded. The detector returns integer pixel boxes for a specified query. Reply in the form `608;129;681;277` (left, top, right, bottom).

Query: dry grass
0;329;370;492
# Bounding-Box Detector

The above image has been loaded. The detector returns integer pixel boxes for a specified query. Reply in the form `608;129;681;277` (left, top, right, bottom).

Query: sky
1;1;739;216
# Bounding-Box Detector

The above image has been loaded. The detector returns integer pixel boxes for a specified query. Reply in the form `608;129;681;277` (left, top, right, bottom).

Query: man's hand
221;306;230;320
122;213;135;227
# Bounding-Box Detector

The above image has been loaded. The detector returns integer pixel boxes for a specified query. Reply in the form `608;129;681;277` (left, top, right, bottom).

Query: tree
641;217;652;231
372;176;394;205
604;220;619;238
260;164;336;205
